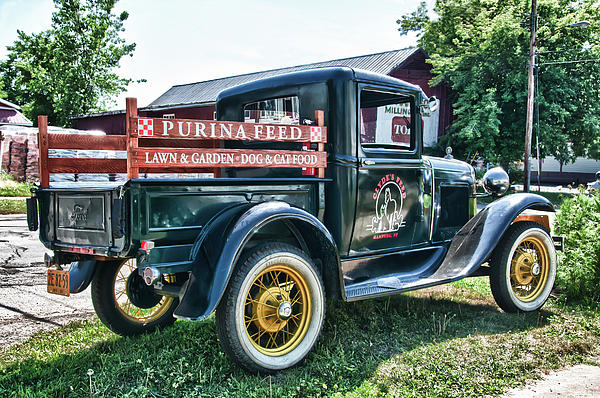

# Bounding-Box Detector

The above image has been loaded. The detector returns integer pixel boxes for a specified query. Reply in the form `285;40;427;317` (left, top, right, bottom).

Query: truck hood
424;156;476;191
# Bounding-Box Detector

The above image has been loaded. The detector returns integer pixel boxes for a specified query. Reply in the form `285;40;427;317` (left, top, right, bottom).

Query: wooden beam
138;137;218;149
47;158;127;174
126;98;139;179
138;167;221;174
48;134;126;150
37;116;49;188
315;110;326;178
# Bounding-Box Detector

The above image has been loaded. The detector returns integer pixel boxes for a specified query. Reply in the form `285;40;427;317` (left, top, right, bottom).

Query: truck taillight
140;240;154;252
67;247;95;254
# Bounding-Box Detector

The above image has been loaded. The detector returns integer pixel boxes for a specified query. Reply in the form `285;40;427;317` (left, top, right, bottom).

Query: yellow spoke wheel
216;244;325;374
113;259;175;324
490;222;556;313
244;265;312;356
91;259;178;336
509;237;549;302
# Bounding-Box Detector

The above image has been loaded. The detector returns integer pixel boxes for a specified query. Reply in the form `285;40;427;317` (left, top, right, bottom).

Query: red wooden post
126;98;139;179
315;110;325;178
37;116;49;188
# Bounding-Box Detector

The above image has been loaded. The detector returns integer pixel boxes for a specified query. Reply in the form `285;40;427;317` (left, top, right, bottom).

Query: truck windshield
244;96;300;125
360;89;413;150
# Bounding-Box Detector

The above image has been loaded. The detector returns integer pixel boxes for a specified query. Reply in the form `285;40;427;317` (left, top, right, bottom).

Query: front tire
91;259;178;336
216;243;325;373
490;222;557;312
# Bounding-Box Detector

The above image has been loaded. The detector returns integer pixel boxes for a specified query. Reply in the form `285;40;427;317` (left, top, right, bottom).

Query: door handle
361;159;376;166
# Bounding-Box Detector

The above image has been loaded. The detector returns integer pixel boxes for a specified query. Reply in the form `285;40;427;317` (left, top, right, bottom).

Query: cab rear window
244;96;299;125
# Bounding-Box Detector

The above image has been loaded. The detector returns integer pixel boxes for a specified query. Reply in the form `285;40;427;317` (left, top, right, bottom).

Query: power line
538;58;600;65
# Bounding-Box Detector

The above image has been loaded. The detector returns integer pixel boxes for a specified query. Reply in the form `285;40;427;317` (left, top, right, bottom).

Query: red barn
73;48;451;145
0;98;33;127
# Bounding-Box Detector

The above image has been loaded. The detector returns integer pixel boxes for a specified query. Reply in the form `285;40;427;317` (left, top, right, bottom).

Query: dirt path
0;214;94;347
502;357;600;398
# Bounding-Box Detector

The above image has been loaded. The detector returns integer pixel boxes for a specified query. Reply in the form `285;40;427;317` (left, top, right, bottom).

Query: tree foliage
398;0;600;166
0;0;135;127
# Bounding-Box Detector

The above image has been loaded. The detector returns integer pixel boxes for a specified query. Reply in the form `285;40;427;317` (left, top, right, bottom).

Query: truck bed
35;178;324;259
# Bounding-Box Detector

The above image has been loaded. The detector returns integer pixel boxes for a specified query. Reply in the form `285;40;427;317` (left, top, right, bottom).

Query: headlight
482;167;510;196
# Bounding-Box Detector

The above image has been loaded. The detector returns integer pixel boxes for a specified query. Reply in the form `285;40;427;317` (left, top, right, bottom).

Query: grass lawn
1;278;598;397
0;199;27;214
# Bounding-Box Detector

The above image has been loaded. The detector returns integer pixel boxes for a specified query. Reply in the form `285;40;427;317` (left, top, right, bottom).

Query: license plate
47;268;70;297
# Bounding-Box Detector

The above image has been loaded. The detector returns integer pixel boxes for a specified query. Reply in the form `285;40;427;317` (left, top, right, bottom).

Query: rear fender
174;201;341;320
69;260;97;293
440;193;554;278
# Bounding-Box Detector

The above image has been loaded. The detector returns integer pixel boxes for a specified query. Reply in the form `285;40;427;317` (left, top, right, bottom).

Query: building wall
74;106;217;135
530;156;600;185
0;108;33;126
75;113;126;135
143;105;216;121
390;51;452;140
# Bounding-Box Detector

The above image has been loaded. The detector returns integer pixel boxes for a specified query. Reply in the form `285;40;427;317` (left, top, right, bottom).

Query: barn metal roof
146;48;421;109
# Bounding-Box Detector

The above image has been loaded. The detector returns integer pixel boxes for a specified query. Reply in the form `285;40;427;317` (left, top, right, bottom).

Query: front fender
438;193;554;279
174;201;340;320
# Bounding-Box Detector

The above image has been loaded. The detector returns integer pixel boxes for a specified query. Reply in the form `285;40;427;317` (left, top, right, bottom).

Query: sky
0;0;433;110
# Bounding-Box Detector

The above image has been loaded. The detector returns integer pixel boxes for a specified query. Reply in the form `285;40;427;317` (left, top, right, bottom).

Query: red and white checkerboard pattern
310;126;322;142
138;118;154;137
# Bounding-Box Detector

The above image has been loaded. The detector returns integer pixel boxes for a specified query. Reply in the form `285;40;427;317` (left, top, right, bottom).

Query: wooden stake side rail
37;97;328;187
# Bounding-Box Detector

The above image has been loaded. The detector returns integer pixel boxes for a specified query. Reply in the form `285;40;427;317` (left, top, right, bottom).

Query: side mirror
420;96;439;117
482;167;510;196
428;96;439;113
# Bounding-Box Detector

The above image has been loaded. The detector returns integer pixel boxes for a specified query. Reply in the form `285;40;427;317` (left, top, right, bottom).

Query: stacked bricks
0;126;39;182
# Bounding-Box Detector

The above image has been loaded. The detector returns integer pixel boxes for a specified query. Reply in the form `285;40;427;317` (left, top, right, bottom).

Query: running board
345;275;453;301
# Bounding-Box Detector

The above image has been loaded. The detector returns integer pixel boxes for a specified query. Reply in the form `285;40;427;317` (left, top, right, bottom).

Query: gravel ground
0;214;94;347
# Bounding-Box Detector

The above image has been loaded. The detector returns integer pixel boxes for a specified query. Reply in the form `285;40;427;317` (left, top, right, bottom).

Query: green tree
398;0;600;167
0;0;135;127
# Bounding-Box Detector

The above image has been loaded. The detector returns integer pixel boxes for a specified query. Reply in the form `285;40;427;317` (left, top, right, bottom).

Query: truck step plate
345;276;446;301
47;269;70;297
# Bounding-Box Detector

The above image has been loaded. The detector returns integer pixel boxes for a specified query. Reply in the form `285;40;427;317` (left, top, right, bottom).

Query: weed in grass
432;312;456;336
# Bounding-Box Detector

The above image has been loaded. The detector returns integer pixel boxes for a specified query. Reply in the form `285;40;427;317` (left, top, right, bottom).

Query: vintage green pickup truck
28;67;559;373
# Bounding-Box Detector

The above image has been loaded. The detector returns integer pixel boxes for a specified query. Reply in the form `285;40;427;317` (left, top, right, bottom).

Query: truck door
349;87;432;255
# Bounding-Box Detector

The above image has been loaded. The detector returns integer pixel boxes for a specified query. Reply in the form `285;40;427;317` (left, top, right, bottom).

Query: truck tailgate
36;186;125;253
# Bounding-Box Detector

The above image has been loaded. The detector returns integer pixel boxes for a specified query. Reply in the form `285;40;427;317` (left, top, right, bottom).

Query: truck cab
217;67;475;299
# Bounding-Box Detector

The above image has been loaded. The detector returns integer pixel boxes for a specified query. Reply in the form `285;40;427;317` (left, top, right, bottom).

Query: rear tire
215;243;325;373
490;222;556;313
91;259;178;336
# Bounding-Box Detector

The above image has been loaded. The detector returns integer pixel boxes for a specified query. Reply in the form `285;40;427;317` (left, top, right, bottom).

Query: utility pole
524;0;537;192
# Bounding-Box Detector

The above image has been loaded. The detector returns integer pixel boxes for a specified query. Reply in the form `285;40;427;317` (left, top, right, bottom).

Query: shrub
0;172;33;197
554;189;600;303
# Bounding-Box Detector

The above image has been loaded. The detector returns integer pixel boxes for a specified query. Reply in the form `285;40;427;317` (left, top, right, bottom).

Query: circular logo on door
367;174;407;235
